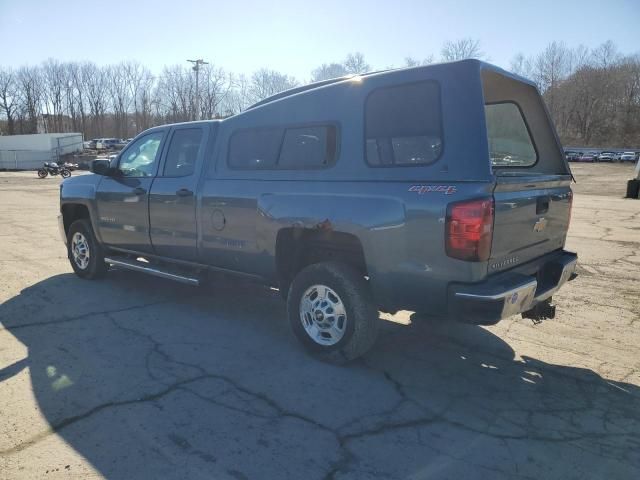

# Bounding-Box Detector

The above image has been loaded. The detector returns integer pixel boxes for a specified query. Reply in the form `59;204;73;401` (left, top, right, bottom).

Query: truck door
95;130;165;252
149;125;207;261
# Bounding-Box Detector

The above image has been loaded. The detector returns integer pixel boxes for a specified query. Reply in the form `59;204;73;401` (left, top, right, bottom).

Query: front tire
37;169;47;178
67;219;107;279
287;262;379;364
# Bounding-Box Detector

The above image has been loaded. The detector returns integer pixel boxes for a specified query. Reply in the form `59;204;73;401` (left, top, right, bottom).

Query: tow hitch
522;298;556;324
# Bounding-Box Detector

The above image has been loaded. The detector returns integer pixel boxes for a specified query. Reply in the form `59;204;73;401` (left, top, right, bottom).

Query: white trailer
0;133;83;170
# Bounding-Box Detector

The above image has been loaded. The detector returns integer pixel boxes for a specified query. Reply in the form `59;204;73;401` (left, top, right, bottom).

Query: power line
187;59;209;120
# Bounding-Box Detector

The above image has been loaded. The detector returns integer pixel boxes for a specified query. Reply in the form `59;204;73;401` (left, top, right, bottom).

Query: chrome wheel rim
71;232;90;270
300;285;347;346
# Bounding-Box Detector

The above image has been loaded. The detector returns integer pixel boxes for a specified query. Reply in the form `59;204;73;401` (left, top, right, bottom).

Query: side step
104;256;200;286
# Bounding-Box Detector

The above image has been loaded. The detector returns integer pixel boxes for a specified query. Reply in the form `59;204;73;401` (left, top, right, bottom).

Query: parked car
577;152;597;162
96;138;120;150
598;152;616;162
565;151;582;162
57;60;577;362
619;152;637;162
84;139;98;150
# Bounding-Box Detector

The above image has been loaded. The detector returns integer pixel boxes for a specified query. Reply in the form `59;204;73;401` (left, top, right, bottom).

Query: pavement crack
1;301;171;331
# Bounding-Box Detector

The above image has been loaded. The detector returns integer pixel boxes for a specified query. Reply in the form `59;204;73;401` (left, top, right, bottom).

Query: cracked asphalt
1;164;639;479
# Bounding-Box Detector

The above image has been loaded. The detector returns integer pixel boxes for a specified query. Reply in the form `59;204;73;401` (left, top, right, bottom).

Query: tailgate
489;175;572;274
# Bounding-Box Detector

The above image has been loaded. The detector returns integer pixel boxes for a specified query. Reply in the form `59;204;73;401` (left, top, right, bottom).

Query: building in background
0;133;83;170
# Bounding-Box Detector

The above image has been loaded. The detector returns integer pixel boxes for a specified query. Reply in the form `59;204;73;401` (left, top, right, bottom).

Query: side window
365;81;443;166
227;125;337;170
228;128;283;169
163;128;203;177
118;132;164;177
278;126;336;168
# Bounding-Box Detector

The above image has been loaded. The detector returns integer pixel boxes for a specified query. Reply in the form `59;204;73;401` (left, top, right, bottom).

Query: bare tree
404;56;434;68
81;63;109;137
344;52;370;74
224;73;251;115
248;69;298;103
440;38;484;62
510;53;534;78
0;67;18;134
107;63;132;138
66;62;89;135
154;65;195;124
16;66;44;133
591;40;620;69
123;62;154;134
198;64;232;119
41;59;68;132
311;63;348;82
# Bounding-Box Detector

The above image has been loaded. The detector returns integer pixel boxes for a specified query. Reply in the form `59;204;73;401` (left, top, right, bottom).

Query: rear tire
61;169;71;178
287;261;378;364
37;169;47;178
67;219;107;279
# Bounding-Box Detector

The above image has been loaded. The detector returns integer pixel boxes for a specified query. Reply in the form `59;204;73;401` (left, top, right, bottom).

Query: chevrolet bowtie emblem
533;217;548;232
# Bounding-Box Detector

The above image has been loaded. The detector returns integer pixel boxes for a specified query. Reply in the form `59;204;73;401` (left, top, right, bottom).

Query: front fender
60;174;103;242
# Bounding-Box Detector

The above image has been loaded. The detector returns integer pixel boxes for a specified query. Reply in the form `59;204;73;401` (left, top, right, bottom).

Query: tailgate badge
533;217;548;232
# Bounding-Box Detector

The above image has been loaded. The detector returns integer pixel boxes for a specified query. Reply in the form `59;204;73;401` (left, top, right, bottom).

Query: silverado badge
533;217;548;232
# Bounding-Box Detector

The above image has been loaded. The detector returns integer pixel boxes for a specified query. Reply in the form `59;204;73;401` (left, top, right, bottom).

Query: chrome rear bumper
449;251;577;325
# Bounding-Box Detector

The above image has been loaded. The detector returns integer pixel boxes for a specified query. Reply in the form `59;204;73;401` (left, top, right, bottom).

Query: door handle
176;188;193;197
133;187;146;195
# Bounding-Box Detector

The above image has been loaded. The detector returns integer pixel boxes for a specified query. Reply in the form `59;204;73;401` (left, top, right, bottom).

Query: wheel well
276;228;367;289
62;204;90;235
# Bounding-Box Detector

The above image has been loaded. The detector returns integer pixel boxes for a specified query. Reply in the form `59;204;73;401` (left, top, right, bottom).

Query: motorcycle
37;162;71;179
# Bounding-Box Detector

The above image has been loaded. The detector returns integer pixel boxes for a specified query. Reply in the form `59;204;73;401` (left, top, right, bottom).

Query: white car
620;152;637;162
598;152;616;162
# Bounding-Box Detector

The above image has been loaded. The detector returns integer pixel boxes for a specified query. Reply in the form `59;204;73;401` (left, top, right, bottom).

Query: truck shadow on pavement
1;272;639;479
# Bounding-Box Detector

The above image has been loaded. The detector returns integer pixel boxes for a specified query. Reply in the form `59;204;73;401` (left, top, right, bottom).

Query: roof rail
246;61;489;111
246;76;354;110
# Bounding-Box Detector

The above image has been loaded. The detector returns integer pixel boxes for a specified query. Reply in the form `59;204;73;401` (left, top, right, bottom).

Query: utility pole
187;59;209;120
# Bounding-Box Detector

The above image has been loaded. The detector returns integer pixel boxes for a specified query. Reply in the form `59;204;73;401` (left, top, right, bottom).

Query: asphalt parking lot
1;163;639;479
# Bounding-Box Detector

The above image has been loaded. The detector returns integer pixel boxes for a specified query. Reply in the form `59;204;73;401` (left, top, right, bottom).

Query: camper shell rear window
485;102;538;168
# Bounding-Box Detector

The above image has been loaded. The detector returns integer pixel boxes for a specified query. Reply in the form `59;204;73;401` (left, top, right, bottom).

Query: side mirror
91;159;113;176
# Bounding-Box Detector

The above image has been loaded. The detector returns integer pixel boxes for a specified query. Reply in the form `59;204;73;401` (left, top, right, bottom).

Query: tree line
0;39;638;148
510;40;640;148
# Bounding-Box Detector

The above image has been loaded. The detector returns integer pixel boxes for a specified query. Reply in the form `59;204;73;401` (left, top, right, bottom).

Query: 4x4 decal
409;185;457;195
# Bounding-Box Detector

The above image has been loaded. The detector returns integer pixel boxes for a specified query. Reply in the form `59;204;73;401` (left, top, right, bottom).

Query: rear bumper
448;250;577;325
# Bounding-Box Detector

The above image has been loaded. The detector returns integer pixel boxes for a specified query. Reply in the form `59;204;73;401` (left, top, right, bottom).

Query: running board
104;256;200;286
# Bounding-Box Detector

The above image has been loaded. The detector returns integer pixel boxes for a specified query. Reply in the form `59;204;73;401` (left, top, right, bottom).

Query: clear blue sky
1;0;638;80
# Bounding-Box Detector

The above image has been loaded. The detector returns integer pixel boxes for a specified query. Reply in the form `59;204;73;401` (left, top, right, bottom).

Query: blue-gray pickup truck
59;60;577;362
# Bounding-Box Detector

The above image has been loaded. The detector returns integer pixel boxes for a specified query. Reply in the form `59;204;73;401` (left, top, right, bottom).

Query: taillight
567;189;573;227
445;198;494;262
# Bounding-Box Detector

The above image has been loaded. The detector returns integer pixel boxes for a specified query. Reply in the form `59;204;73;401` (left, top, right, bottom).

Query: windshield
485;102;537;167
